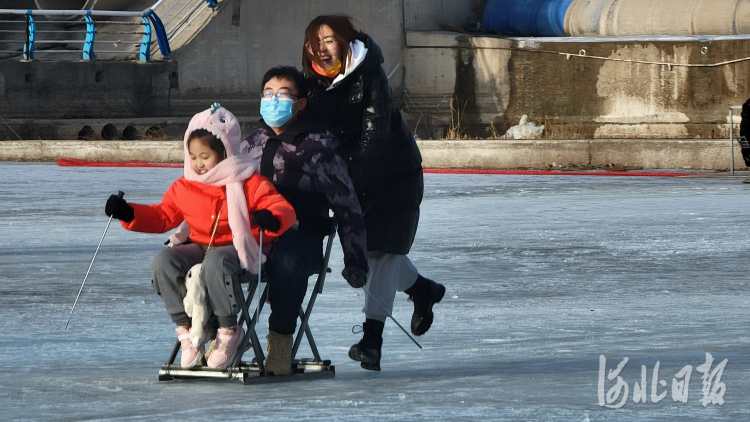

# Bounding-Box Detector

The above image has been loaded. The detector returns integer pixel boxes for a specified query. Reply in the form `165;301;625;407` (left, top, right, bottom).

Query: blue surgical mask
260;97;296;127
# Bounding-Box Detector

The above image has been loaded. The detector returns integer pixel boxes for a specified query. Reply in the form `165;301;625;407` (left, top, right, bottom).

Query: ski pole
252;230;263;324
65;191;123;330
362;286;422;350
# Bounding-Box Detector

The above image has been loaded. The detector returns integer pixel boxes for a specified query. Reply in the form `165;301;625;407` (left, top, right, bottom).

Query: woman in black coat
303;15;445;371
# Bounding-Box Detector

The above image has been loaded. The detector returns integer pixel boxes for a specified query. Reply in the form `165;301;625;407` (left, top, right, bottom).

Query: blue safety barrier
146;9;171;57
83;14;95;60
483;0;575;37
23;14;35;60
140;17;152;61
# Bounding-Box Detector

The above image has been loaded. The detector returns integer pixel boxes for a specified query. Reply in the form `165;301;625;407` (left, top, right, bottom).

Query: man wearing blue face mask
240;66;369;374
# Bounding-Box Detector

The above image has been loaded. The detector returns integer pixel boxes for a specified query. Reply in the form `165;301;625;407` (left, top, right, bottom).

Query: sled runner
158;222;337;384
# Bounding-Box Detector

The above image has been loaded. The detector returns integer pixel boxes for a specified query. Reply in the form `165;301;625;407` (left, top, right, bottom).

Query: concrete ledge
417;139;745;171
0;141;183;163
0;139;745;171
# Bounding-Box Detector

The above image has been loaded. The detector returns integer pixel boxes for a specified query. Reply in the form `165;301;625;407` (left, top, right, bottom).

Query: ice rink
1;162;749;421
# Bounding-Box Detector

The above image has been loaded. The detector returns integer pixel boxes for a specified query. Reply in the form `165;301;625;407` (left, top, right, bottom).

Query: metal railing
0;0;216;61
0;13;155;60
153;0;215;57
729;105;742;174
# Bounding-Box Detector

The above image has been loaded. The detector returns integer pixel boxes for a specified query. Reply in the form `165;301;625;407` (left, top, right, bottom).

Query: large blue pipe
483;0;575;37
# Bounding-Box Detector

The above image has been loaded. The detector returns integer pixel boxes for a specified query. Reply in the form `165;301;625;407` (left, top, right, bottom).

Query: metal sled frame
159;223;337;384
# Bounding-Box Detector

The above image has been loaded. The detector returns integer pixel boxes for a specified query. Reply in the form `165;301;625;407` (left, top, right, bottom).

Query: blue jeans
265;229;324;335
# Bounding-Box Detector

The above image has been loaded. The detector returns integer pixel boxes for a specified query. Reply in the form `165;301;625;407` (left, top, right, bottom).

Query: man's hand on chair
342;267;367;288
250;209;280;232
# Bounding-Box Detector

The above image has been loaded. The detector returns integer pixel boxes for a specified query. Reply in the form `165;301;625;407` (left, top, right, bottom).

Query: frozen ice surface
1;163;749;421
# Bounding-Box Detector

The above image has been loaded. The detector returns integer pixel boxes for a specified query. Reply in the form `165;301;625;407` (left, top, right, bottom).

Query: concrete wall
168;0;410;116
4;0;750;144
401;32;750;140
0;60;176;119
163;0;480;116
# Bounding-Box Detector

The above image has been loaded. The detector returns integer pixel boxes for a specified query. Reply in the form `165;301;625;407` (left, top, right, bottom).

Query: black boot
348;319;384;371
404;275;446;336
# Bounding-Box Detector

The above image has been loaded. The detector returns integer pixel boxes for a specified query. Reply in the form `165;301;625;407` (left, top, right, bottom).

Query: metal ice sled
159;222;337;384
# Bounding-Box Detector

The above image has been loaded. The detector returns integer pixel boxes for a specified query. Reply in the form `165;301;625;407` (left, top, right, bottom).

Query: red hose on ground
57;157;182;168
423;169;703;177
57;158;706;177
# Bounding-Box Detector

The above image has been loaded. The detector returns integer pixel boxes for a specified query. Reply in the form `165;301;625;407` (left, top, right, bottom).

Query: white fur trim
183;263;212;348
327;39;368;91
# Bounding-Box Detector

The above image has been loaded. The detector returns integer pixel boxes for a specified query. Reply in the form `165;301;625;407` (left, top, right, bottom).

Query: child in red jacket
105;104;296;369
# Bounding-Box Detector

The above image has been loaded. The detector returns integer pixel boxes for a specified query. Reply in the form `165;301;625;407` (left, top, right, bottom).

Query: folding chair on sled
158;222;338;385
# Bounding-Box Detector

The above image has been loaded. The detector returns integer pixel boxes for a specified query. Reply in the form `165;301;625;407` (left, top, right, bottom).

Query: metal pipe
1;10;144;17
252;230;263;330
35;30;88;33
730;105;742;174
94;41;143;44
1;1;166;17
92;21;144;25
31;20;95;23
164;0;195;29
730;107;735;174
158;0;181;23
168;2;207;42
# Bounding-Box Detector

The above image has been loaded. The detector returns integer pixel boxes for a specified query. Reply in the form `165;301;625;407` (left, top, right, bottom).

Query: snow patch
502;115;545;139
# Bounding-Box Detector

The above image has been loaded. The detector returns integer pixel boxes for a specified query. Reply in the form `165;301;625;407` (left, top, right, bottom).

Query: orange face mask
312;60;342;78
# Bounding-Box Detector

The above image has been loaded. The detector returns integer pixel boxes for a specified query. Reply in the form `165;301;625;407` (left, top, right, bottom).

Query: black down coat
740;98;750;166
305;35;423;255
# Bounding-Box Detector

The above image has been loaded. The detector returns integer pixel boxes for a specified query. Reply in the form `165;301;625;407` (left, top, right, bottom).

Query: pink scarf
169;104;265;272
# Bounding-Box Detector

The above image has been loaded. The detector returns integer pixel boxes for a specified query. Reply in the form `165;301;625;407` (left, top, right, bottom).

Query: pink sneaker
207;326;244;369
175;326;204;369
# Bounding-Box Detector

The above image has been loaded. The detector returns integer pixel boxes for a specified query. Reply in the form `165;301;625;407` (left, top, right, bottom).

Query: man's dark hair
261;66;307;97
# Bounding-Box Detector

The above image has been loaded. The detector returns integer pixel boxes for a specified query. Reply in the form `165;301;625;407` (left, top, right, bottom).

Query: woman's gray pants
151;243;249;328
363;251;419;322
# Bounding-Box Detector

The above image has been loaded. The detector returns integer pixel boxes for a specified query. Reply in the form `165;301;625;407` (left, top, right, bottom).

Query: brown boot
265;330;293;375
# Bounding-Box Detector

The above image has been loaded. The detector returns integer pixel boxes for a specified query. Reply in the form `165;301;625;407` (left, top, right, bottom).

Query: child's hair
187;128;226;158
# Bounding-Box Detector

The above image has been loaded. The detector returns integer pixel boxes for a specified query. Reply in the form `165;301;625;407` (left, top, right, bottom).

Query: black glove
342;267;367;288
251;209;280;232
105;194;134;222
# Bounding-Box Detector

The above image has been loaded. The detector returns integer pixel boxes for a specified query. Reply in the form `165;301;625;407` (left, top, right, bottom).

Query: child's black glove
250;209;280;232
342;267;367;288
105;194;134;222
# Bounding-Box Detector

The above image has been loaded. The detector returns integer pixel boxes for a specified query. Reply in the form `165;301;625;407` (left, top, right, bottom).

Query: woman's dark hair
187;128;226;158
261;66;307;97
303;15;362;78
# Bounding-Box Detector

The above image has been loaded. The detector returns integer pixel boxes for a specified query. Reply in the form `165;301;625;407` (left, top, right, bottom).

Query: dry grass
542;116;584;139
443;98;470;140
144;126;176;140
19;120;42;140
